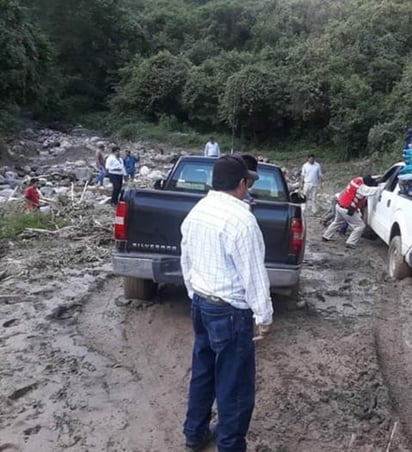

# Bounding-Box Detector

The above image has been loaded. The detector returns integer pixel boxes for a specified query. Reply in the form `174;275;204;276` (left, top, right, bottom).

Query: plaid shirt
181;190;273;325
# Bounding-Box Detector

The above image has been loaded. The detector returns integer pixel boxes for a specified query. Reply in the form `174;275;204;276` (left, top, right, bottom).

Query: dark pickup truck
112;156;306;300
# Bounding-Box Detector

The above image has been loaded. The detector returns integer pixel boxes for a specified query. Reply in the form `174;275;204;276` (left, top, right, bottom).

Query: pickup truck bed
113;156;306;299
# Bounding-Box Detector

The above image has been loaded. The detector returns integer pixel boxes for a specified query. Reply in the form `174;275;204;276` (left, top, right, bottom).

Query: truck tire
388;236;411;280
123;277;157;300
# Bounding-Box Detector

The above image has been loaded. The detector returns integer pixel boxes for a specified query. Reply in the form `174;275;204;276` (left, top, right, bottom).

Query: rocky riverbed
0;124;185;206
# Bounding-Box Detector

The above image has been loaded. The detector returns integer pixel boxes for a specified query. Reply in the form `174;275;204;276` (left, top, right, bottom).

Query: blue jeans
96;166;106;185
184;294;255;452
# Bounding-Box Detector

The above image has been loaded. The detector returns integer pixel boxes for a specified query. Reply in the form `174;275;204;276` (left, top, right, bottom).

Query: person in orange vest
322;175;381;249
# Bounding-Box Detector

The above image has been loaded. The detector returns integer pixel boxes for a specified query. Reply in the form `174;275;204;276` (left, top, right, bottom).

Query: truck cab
367;162;412;278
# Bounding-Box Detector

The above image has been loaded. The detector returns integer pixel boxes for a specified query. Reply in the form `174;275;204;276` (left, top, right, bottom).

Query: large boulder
40;186;56;198
5;171;18;180
74;167;93;182
140;166;150;177
147;170;164;181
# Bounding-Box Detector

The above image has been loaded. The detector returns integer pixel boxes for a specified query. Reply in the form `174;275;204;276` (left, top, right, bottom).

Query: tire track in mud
374;278;412;449
78;283;195;451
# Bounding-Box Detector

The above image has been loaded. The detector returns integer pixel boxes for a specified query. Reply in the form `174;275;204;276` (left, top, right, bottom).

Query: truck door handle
387;199;391;207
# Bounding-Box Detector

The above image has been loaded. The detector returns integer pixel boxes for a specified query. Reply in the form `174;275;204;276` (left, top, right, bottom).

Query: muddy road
1;208;411;452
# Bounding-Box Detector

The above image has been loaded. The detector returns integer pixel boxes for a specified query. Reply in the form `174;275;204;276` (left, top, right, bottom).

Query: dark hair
98;143;105;149
112;146;120;153
30;177;39;185
241;154;258;172
363;175;377;187
212;155;249;191
308;154;315;159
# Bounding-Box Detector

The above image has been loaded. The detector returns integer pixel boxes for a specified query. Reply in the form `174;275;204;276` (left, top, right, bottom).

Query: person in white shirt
300;154;322;214
105;146;126;206
204;136;220;158
181;155;272;452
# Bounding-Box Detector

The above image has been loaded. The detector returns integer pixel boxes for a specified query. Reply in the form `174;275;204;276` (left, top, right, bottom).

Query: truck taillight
289;217;304;255
114;201;128;240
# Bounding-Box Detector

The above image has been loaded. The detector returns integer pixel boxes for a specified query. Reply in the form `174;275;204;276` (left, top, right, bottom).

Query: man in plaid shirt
181;155;274;452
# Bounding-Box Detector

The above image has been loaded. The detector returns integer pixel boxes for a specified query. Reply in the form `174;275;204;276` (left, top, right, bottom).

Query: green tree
183;50;254;127
29;0;146;103
220;65;291;140
113;51;191;120
0;0;56;107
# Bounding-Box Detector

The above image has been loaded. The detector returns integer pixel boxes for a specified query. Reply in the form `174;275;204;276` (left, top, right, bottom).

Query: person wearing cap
95;143;106;186
241;154;259;205
181;155;272;452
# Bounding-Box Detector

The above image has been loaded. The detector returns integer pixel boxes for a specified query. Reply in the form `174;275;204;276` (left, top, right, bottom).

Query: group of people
300;153;383;249
95;143;139;206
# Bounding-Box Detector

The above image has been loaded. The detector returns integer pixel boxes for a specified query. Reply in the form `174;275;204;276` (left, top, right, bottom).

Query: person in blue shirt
124;150;139;180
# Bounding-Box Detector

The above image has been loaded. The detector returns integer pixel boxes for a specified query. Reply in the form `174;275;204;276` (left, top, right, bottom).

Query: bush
0;106;22;135
112;51;191;120
0;208;66;239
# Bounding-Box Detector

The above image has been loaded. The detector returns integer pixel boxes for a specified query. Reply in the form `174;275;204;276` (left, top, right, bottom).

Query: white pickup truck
366;162;412;279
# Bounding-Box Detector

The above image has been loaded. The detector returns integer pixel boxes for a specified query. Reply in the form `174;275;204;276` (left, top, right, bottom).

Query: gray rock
55;187;70;195
5;171;18;181
0;188;14;199
140;166;150;177
60;139;72;150
147;170;164;181
41;186;56;198
74;167;93;182
24;128;36;137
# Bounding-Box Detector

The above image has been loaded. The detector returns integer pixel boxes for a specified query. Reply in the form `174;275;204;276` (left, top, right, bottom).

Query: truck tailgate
123;189;298;264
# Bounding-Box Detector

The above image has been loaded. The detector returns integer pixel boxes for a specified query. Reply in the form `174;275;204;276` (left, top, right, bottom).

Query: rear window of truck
250;167;288;201
168;161;288;201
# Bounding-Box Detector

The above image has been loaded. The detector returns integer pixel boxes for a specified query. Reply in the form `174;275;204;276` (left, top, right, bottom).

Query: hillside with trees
1;0;411;157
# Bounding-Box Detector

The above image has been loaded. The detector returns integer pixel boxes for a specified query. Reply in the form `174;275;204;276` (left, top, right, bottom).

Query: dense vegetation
1;0;412;157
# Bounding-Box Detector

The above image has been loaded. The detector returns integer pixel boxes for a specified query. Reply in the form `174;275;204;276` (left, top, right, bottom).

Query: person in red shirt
24;178;40;210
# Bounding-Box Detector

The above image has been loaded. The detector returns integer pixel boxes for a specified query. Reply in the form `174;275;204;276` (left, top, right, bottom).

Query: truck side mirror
154;179;165;190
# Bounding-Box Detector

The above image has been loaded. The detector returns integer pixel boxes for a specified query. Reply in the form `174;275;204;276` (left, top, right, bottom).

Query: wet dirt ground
1;208;412;452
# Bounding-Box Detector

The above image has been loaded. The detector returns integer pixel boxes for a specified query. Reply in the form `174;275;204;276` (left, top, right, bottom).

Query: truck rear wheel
124;277;157;300
388;236;411;280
